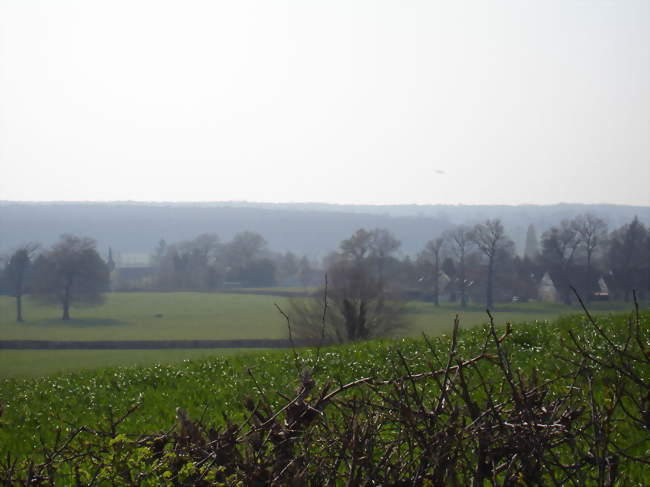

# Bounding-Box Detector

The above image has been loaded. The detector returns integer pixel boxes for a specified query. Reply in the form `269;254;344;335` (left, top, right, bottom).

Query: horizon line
1;200;649;209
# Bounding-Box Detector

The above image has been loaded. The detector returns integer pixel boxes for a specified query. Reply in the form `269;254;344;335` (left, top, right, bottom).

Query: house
538;272;558;302
592;277;610;301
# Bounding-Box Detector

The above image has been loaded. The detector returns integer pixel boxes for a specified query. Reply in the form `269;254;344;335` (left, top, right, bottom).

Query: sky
0;1;648;206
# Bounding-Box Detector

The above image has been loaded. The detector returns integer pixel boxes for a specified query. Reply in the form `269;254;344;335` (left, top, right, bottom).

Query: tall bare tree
472;219;514;309
419;237;445;306
445;225;474;307
541;221;580;305
3;243;39;321
607;217;648;301
369;228;401;283
571;214;607;299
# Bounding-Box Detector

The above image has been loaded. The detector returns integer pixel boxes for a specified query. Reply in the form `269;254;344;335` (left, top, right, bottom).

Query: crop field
0;349;261;378
0;292;644;377
0;310;648;484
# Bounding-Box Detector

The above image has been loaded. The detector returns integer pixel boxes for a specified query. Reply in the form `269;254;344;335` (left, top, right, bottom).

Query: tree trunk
585;251;592;303
62;301;70;320
16;294;23;322
433;262;440;306
486;259;494;309
459;258;467;308
562;263;572;305
62;280;72;320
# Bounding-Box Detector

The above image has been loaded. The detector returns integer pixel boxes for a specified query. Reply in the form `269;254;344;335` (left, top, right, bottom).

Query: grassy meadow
0;291;645;377
0;292;291;341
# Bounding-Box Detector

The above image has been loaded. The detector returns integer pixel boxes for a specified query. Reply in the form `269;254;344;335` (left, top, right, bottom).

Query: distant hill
1;201;648;259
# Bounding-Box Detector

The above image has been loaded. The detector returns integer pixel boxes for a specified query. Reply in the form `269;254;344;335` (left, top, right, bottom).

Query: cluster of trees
110;215;649;306
422;220;515;309
146;232;316;291
537;215;649;304
291;223;515;344
415;215;650;308
2;214;648;331
2;235;109;321
292;215;650;343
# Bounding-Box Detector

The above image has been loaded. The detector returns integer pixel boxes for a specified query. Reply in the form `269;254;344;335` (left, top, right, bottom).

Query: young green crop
2;310;647;467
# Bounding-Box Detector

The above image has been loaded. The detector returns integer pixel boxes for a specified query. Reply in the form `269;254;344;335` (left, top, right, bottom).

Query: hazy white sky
1;1;648;206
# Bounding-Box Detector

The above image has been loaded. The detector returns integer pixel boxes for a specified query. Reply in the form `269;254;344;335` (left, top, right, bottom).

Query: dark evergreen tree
3;243;38;321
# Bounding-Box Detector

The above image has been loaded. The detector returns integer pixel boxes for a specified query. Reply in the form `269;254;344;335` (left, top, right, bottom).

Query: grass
404;298;643;335
0;310;647;482
0;349;259;378
0;292;291;341
1;292;645;378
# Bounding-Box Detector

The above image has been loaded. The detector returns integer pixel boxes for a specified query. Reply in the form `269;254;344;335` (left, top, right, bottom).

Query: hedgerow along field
1;309;648;484
0;292;644;377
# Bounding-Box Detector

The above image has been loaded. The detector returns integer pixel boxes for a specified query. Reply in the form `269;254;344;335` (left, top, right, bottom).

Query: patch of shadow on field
25;318;130;328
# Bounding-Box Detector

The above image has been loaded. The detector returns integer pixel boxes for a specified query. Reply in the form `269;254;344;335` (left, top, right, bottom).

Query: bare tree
541;221;580;305
226;231;267;265
607;216;648;301
369;228;401;283
419;237;445;306
571;214;607;299
445;225;474;307
224;231;271;285
339;228;373;263
472;219;514;309
32;235;109;320
178;233;223;289
291;229;406;343
298;255;315;286
277;251;299;285
3;243;39;321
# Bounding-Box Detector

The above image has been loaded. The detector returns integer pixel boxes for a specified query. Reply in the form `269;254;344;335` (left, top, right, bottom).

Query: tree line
0;232;319;321
2;214;649;325
145;232;316;291
134;213;650;307
290;215;650;343
414;214;649;306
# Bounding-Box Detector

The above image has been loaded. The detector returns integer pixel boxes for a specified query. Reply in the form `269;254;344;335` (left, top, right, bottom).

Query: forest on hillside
1;202;649;257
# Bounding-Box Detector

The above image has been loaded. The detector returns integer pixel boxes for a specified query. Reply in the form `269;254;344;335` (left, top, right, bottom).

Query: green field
0;349;263;378
0;293;290;341
1;311;648;484
1;292;644;377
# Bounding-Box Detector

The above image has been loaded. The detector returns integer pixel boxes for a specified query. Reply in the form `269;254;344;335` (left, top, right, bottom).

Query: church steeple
524;224;539;260
107;247;116;272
